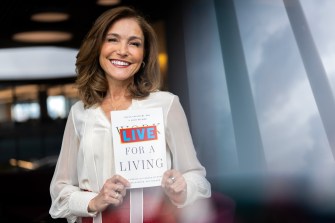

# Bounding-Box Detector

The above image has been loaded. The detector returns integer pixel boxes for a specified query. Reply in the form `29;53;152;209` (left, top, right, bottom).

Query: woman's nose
117;43;128;56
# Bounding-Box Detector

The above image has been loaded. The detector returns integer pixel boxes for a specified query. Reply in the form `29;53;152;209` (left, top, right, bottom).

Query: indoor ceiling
0;0;169;49
0;0;169;86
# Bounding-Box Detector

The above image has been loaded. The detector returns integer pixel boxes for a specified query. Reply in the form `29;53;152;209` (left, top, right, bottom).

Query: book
111;107;167;188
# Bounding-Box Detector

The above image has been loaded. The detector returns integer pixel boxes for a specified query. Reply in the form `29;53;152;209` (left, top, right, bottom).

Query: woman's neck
105;88;131;111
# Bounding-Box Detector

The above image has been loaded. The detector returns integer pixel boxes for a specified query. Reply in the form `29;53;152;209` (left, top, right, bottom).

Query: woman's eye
130;42;141;47
107;37;117;42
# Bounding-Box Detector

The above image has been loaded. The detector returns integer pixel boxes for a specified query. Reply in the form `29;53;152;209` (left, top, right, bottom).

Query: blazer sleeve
165;95;211;207
49;107;96;222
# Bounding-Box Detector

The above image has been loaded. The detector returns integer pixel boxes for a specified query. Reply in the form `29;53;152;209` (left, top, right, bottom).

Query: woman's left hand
161;169;187;205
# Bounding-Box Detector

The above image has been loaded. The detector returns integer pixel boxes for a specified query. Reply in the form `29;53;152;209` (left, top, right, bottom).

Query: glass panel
234;0;335;213
235;0;333;173
301;0;335;97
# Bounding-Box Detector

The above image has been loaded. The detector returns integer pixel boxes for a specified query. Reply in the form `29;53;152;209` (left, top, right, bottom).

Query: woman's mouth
111;59;130;66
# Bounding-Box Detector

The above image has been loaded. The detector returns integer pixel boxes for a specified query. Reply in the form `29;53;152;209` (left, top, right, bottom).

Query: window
47;95;67;119
11;101;40;122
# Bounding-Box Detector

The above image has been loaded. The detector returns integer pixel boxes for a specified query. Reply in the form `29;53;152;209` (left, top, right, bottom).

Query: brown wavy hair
75;6;160;108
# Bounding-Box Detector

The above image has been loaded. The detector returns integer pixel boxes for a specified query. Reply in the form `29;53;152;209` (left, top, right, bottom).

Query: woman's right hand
88;175;130;212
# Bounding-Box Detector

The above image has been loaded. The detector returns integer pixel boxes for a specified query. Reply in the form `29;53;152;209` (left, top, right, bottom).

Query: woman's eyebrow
129;36;143;41
106;33;118;38
106;33;143;41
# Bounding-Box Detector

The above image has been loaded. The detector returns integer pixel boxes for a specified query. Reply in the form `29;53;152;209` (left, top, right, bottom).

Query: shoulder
147;91;179;107
71;100;85;110
70;100;86;115
67;100;91;137
147;91;177;102
135;91;179;112
68;100;90;124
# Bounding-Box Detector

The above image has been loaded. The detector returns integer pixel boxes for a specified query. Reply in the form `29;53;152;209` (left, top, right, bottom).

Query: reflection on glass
235;0;333;174
301;0;335;97
232;0;335;214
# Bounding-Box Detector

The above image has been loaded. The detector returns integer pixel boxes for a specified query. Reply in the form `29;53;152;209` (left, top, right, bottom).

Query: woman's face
99;18;144;84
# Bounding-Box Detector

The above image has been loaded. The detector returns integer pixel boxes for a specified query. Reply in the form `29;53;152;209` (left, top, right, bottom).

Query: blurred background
1;0;335;222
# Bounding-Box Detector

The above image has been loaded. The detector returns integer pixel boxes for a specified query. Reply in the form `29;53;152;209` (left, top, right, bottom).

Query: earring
142;61;145;68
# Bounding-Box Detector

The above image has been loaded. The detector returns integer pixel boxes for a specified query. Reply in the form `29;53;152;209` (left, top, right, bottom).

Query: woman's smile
111;59;131;67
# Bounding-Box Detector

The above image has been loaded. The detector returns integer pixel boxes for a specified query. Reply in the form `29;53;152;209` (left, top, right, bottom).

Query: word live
120;126;158;143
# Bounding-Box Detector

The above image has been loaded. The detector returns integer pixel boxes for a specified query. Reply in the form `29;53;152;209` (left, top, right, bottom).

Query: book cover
111;107;167;188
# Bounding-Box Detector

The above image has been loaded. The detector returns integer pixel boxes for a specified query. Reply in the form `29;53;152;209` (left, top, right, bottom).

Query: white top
49;91;211;223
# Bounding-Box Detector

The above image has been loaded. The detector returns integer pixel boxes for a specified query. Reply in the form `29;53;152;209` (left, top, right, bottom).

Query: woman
49;6;211;223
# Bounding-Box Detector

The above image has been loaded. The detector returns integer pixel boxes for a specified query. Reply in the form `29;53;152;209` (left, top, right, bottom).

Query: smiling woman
0;46;77;80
